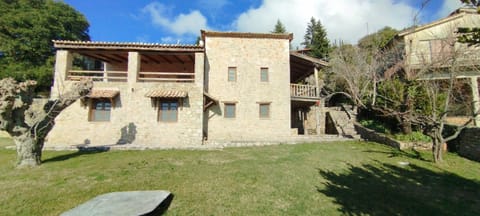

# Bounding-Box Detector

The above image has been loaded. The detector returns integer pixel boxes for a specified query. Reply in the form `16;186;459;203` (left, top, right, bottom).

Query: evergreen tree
302;17;330;59
458;0;480;45
272;19;287;33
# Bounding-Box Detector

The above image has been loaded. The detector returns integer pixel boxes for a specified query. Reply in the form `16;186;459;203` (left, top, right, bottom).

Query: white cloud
234;0;421;47
143;2;209;35
436;0;463;18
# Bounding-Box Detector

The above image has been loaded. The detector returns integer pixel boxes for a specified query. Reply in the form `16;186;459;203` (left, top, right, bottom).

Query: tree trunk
400;117;412;134
432;130;443;163
1;78;92;167
14;133;43;167
400;85;413;134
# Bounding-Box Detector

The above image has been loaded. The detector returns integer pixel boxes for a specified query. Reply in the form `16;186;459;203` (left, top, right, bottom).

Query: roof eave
290;52;329;67
201;30;294;41
397;13;467;37
52;40;204;52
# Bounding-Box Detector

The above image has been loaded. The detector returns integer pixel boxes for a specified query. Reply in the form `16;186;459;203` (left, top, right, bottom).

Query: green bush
393;131;432;142
360;119;431;143
360;119;390;134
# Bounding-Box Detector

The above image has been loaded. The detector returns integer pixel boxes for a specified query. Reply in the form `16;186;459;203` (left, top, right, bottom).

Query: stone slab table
61;190;173;216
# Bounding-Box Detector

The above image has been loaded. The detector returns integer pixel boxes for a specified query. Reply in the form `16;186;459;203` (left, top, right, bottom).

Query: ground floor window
89;99;111;121
259;103;270;118
159;100;178;122
224;103;236;118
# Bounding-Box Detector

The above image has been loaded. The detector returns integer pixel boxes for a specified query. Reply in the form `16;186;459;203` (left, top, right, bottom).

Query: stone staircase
325;106;360;139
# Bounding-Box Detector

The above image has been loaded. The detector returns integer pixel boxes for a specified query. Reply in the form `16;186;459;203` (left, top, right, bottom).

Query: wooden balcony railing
408;52;480;68
67;70;127;82
290;84;319;98
138;71;195;82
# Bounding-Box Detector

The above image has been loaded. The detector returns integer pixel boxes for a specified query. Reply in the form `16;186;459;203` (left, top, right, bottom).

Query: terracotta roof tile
145;90;187;98
52;40;203;52
201;30;293;41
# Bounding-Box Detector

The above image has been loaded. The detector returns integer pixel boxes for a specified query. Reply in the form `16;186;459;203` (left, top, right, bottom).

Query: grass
1;139;480;215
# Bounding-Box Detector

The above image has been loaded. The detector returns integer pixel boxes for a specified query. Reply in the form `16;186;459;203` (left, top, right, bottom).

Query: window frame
228;67;237;82
158;100;179;122
224;103;236;118
427;38;455;62
258;103;271;119
89;99;112;122
260;67;269;82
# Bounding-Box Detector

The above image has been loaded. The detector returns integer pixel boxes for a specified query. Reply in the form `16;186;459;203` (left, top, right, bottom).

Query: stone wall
203;36;292;142
354;123;403;149
45;52;205;148
353;123;432;150
447;126;480;162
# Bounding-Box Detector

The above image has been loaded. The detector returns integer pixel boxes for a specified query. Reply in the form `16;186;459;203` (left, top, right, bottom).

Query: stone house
45;30;331;149
390;6;480;124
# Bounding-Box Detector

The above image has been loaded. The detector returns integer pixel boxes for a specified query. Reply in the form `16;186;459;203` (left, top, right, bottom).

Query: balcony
290;84;319;100
67;70;128;82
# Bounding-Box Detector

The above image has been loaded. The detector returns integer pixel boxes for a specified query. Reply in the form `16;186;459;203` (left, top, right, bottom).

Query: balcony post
314;67;320;97
128;52;140;85
313;67;321;136
51;50;72;99
471;76;480;126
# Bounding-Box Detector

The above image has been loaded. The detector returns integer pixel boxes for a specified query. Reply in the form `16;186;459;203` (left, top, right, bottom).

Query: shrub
393;131;431;142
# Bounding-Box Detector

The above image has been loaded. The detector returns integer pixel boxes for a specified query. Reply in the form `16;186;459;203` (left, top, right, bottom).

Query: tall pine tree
302;17;330;60
272;19;287;33
458;0;480;45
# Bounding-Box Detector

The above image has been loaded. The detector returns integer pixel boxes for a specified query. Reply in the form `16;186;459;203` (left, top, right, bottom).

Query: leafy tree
272;19;287;33
302;17;330;60
0;0;90;92
461;0;480;6
358;26;398;51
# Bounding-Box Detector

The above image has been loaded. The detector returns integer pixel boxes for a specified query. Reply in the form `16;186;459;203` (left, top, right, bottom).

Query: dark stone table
61;190;173;216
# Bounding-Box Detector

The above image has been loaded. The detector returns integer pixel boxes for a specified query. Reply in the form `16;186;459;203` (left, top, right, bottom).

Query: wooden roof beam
97;53;123;63
173;55;185;64
79;53;112;63
143;55;160;64
158;55;173;64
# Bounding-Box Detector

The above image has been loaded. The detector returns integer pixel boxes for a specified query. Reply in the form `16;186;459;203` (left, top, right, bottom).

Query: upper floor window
228;67;237;82
429;38;454;61
159;100;178;122
260;67;269;82
89;99;111;122
224;103;236;118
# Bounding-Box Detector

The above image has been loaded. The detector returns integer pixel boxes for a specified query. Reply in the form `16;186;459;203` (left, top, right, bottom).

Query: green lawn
1;139;479;216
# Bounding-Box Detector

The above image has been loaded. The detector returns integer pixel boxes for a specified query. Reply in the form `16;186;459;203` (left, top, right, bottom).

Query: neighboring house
391;6;480;124
45;30;330;149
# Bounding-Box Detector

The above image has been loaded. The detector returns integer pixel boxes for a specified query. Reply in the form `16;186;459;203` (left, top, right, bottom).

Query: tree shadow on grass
317;161;480;215
363;148;429;162
42;147;110;164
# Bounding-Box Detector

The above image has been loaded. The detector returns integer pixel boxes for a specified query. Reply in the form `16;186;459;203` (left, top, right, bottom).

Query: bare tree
385;27;478;162
327;43;380;110
0;78;92;167
329;23;479;162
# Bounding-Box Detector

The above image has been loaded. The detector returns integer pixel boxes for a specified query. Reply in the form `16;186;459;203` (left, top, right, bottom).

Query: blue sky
63;0;463;47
